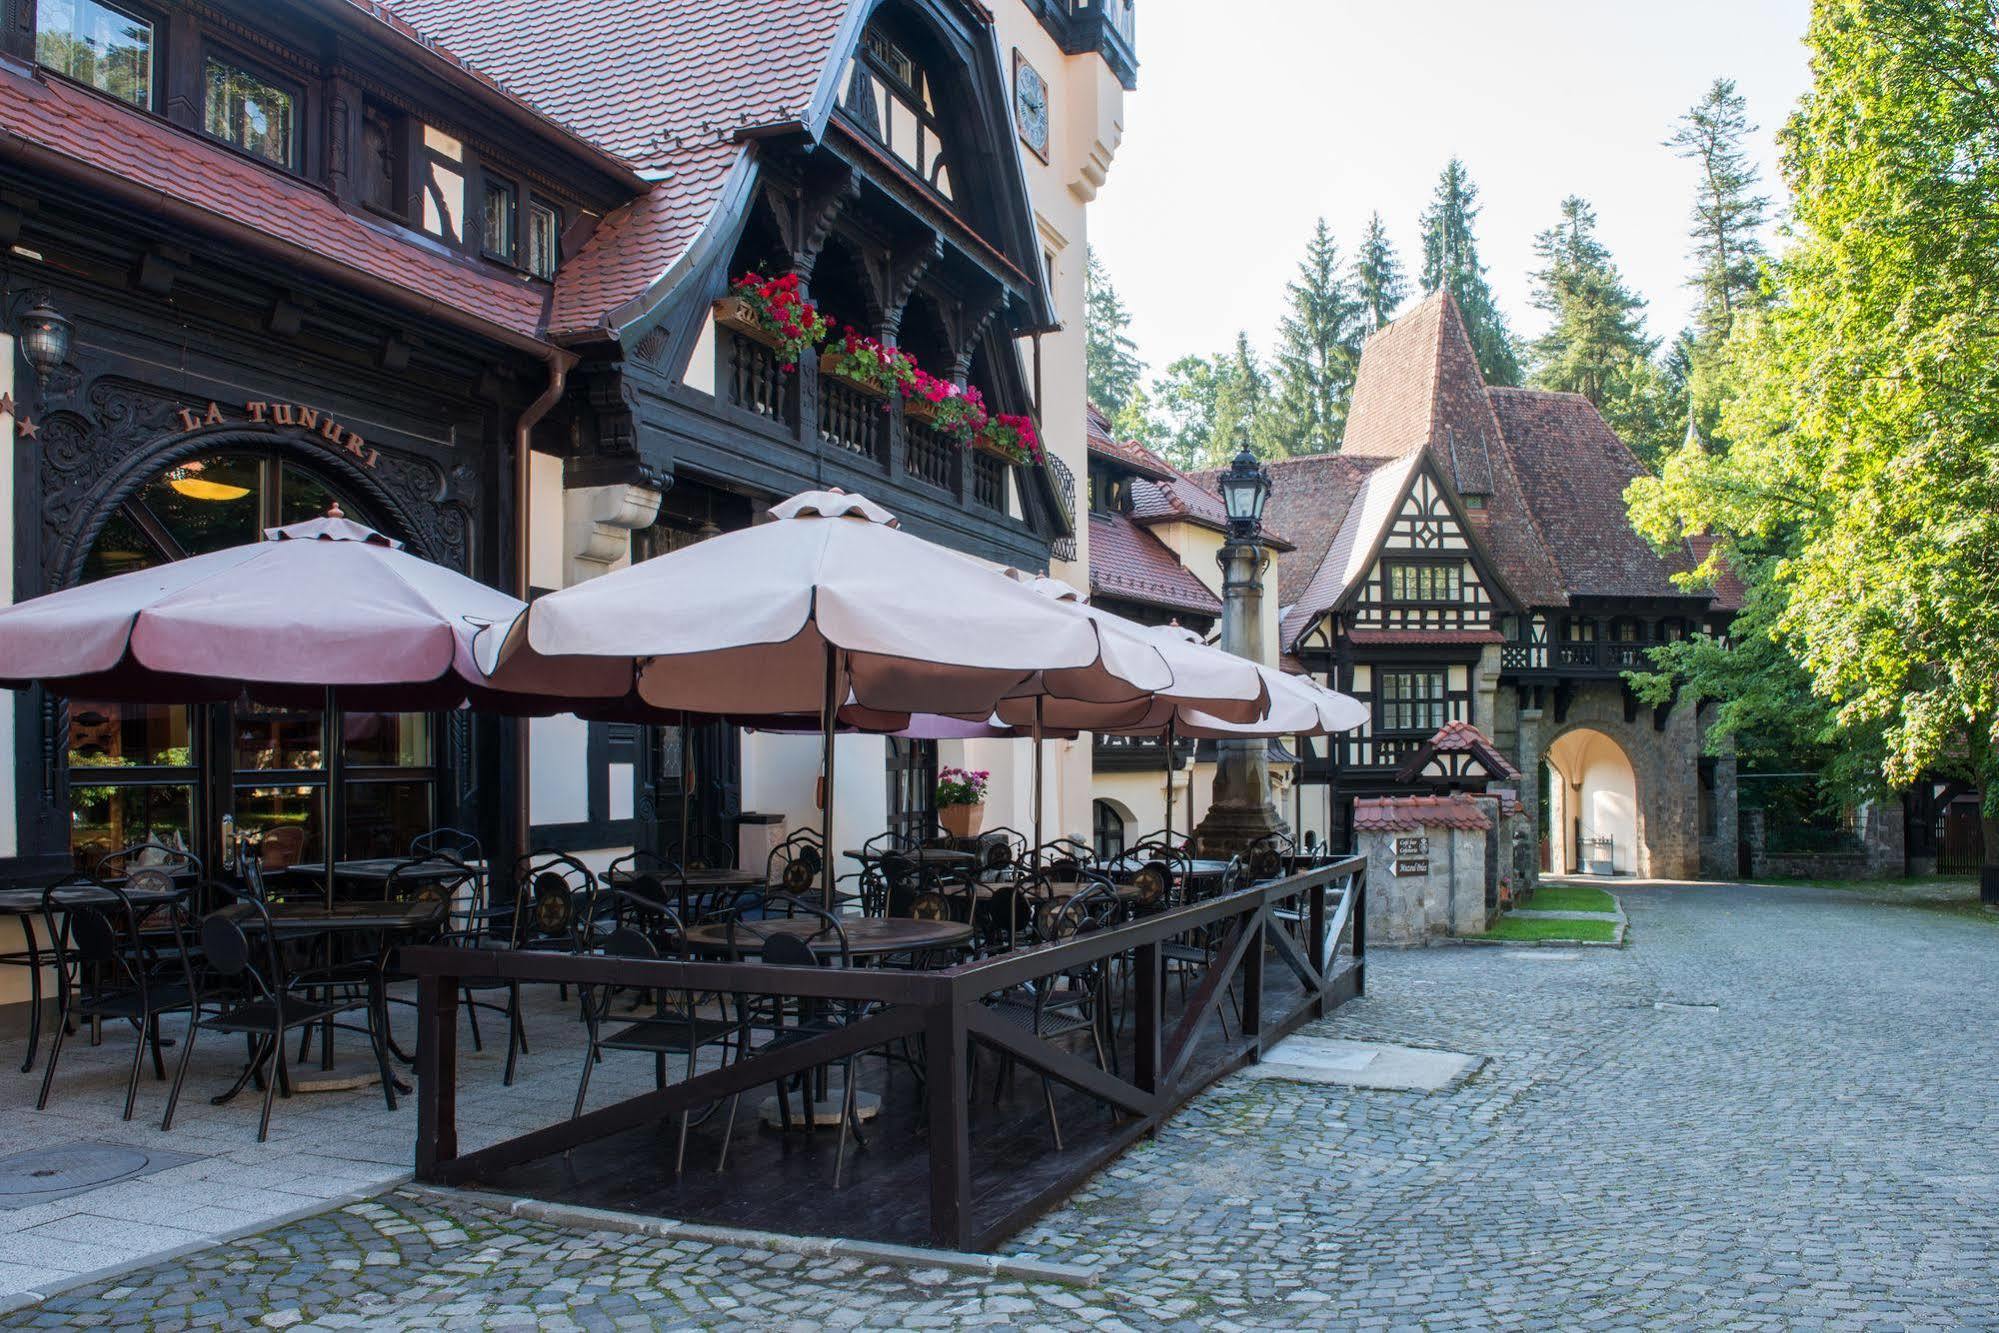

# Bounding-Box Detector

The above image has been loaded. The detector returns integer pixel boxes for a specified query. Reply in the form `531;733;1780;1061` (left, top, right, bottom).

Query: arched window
1093;800;1126;863
69;452;438;869
841;25;955;202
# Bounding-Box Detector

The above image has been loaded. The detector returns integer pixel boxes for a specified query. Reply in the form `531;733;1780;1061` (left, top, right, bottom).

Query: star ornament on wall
0;392;31;437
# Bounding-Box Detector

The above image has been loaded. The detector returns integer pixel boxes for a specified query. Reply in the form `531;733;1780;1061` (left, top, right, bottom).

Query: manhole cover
0;1141;200;1207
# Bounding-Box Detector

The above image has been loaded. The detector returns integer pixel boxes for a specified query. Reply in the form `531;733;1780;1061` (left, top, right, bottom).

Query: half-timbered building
0;0;1137;1024
1263;291;1742;880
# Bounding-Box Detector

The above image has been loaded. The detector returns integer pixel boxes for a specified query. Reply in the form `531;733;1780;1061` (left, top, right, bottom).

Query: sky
1088;0;1816;374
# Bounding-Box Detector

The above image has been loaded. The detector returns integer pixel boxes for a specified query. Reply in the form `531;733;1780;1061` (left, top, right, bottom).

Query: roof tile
1351;794;1492;834
1088;512;1222;618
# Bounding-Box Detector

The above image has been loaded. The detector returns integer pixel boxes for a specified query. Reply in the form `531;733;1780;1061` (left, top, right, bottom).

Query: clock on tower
1013;51;1050;162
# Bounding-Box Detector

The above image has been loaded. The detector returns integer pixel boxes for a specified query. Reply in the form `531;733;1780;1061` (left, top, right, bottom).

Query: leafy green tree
1629;0;1999;865
1148;334;1277;471
1084;247;1145;416
1350;211;1408;332
1665;79;1773;342
1418;158;1522;386
1268;219;1365;456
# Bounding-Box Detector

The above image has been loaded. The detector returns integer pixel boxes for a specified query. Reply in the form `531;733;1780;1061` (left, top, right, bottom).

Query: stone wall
1742;800;1906;881
1508;680;1704;880
1355;822;1490;944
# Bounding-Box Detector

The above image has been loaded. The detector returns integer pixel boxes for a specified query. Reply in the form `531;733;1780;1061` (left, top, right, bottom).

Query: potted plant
712;271;828;368
975;412;1045;465
819;329;917;398
907;370;988;443
935;766;990;839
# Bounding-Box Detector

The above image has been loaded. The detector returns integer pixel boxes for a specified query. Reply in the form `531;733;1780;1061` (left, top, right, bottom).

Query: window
1386;561;1461;603
526;199;560;279
37;0;153;108
1093;801;1126;863
205;55;297;167
481;174;518;260
1377;670;1446;734
842;25;955;201
360;102;407;216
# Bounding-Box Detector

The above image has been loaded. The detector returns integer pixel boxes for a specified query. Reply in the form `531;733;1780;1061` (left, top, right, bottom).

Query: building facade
0;0;1135;1021
1254;293;1742;882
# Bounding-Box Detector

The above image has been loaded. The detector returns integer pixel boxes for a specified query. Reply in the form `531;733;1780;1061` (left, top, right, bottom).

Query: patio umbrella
0;510;633;902
480;489;1189;907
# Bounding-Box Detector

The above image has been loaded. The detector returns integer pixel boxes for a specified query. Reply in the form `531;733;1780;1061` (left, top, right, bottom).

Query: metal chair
716;896;875;1188
166;888;396;1141
571;890;745;1174
36;877;199;1123
411;827;484;864
390;854;525;1084
664;832;735;872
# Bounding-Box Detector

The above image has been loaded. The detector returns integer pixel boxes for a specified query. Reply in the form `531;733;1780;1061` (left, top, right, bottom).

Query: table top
288;859;484;884
0;880;190;913
682;914;972;958
221;898;448;932
843;848;979;866
602;867;765;888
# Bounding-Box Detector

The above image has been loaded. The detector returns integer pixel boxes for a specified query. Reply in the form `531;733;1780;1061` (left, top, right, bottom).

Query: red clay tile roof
1351;795;1492;834
1487;387;1703;602
387;0;856;339
1085;406;1177;481
1685;534;1747;612
0;69;550;346
1341;293;1565;607
1088;512;1222;618
1397;720;1522;782
1261;451;1396;618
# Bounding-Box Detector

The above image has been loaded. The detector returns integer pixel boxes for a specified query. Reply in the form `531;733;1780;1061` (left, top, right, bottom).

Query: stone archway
1544;728;1640;875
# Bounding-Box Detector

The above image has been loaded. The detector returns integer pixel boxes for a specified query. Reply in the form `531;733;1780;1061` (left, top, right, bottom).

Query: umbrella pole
1031;697;1045;872
819;643;839;912
1294;732;1305;854
324;686;342;909
1163;721;1174;849
679;741;691;864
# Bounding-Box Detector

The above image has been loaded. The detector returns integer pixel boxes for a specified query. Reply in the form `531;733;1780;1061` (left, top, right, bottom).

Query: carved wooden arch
51;423;448;591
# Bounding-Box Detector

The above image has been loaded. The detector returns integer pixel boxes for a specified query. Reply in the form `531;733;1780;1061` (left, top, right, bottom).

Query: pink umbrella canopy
482;489;1178;718
0;512;631;711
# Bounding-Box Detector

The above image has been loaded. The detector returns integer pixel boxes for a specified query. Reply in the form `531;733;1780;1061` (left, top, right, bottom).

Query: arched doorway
1543;728;1639;875
66;448;440;870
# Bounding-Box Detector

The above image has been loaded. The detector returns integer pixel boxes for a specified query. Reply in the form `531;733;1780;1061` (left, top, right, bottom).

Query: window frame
199;43;305;173
33;0;163;113
525;196;561;280
1374;668;1448;736
480;169;520;265
1384;559;1462;605
358;98;414;223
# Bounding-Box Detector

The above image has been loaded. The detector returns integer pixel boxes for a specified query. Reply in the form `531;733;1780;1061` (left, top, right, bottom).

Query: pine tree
1418;159;1522;385
1528;196;1654;404
1350;211;1408;331
1084;246;1145;415
1268;219;1365;456
1149;335;1276;471
1665;78;1771;341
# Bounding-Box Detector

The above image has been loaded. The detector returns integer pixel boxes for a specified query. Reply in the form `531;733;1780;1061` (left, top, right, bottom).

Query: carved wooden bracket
874;233;942;344
764;162;858;287
941;286;1008;382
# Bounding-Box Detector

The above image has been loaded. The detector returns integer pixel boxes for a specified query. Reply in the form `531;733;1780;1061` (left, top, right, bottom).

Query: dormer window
37;0;154;110
1387;561;1461;604
204;54;298;169
842;26;956;202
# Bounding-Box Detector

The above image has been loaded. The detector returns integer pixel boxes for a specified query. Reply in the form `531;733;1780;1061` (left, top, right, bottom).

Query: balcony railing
819;375;886;465
906;421;961;493
971;451;1006;512
1503;639;1659;675
1094;732;1195;771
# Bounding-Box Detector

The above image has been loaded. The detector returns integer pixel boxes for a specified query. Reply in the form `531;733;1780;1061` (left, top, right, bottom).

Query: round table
601;867;765;890
681;914;972;959
842;848;979;868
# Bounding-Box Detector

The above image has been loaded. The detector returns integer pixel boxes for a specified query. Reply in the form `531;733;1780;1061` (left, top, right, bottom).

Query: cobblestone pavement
7;880;1998;1330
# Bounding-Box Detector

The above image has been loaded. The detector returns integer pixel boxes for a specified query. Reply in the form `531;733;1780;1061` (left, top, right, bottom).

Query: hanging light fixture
1218;442;1271;543
17;294;72;388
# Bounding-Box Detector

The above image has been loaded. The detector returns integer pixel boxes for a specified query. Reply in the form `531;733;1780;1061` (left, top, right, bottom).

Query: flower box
713;296;776;346
819;350;890;397
902;396;941;424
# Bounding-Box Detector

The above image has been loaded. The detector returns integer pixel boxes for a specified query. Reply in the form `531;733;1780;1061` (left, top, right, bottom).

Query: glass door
70;452;438;871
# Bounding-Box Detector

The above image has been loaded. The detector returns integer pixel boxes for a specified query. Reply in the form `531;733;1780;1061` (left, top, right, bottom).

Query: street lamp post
1193;445;1290;857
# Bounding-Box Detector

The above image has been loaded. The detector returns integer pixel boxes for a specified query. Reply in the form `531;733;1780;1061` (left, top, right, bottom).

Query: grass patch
1474;915;1619;944
1520;884;1617;914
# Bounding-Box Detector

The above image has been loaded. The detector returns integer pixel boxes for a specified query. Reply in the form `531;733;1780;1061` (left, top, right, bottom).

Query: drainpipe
511;351;576;869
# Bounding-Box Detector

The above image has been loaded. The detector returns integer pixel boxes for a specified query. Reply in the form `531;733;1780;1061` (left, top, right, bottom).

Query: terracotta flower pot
939;803;984;839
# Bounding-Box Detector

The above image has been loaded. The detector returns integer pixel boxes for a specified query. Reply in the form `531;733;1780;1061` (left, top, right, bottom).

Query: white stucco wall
1546;729;1638;875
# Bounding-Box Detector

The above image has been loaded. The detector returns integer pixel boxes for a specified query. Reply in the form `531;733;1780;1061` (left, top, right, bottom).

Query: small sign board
1393;834;1430;877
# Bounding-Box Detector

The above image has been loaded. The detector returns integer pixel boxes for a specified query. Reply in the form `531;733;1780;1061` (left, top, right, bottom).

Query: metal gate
1939;802;1985;874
